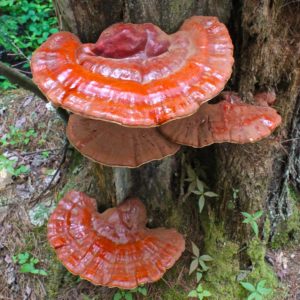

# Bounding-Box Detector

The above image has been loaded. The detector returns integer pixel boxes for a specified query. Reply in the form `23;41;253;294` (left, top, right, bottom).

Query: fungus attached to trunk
31;16;233;127
47;191;185;289
66;114;180;167
159;92;282;148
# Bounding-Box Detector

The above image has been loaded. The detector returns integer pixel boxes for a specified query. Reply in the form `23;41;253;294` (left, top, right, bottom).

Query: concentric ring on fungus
31;16;234;127
47;191;185;289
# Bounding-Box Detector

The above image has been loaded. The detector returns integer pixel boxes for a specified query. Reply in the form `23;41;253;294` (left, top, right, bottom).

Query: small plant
188;283;212;299
240;280;272;300
113;286;147;300
28;202;55;226
13;252;47;276
0;0;58;89
189;242;213;282
0;154;29;176
41;151;50;158
232;188;239;200
1;126;37;148
241;211;263;237
0;75;17;90
186;166;218;213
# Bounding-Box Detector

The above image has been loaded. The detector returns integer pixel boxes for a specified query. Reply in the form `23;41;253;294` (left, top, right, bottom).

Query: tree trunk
52;0;300;298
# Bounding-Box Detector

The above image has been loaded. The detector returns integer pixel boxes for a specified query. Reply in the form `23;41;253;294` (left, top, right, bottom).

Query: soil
0;89;299;299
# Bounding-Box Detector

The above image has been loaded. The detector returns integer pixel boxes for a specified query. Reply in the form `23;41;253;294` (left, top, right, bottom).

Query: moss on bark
271;185;300;249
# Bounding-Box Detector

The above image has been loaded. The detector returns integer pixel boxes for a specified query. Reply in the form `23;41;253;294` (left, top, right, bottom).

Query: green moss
263;216;271;240
247;239;278;298
272;185;300;249
200;214;243;299
157;288;187;300
199;212;283;300
167;207;184;229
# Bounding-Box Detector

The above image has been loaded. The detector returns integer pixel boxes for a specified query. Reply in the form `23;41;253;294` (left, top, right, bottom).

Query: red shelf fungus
66;114;180;168
159;92;282;148
31;16;234;127
47;191;185;289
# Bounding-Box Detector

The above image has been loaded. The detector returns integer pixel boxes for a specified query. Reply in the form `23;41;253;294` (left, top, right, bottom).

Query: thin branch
20;148;62;156
0;61;44;99
29;141;69;206
0;61;69;123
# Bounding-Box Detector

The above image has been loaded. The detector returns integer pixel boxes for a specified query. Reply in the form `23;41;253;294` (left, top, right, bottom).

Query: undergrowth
0;0;58;89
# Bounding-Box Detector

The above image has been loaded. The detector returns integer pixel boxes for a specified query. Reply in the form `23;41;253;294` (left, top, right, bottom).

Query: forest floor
0;89;299;299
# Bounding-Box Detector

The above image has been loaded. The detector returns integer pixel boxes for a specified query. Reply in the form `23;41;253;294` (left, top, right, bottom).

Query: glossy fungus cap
159;92;282;147
66;114;180;168
47;191;185;289
31;16;234;127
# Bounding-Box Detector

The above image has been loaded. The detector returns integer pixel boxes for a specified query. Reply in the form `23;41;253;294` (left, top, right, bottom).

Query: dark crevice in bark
268;92;300;236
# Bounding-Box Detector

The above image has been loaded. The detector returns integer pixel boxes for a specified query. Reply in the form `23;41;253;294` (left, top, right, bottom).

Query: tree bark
52;0;300;289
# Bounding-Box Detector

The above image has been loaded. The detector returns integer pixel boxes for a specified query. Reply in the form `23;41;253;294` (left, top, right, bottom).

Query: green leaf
204;191;218;198
196;271;202;283
191;241;200;257
199;260;208;272
49;28;58;34
198;196;205;213
30;268;40;274
189;258;199;275
253;211;263;219
241;212;252;219
251;222;259;237
138;286;147;296
196;284;203;292
17;252;30;264
30;257;39;264
187;165;196;179
202;290;212;297
113;293;123;300
124;293;133;300
188;182;196;193
240;282;256;292
188;290;198;298
199;255;213;262
247;293;258;300
196;179;204;192
192;190;202;195
37;269;47;276
258;287;272;295
20;263;35;273
42;151;50;158
242;218;252;224
257;280;271;295
256;280;266;289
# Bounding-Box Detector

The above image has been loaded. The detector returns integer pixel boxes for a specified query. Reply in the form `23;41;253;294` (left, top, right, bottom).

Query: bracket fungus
66;114;180;168
159;92;282;148
47;191;185;289
31;16;234;127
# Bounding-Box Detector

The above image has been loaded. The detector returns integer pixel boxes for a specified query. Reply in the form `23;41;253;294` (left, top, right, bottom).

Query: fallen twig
0;61;69;123
20;148;62;156
29;141;69;206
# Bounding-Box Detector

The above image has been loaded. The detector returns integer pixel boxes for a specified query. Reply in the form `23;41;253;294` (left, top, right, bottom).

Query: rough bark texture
53;0;300;280
215;1;300;242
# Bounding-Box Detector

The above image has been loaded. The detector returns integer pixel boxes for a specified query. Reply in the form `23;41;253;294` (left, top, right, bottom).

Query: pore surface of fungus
31;16;233;127
47;191;185;289
159;92;282;148
66;114;180;168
